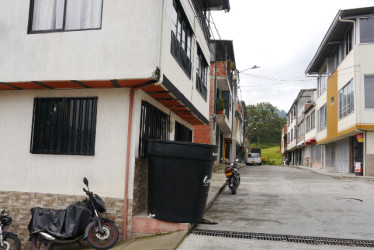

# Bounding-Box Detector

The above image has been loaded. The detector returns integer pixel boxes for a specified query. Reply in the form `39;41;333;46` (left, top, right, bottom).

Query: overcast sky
211;0;374;112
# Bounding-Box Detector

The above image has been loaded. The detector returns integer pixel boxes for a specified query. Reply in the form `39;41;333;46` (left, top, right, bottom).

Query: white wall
355;45;374;124
159;0;210;120
367;131;374;154
0;0;164;82
0;88;130;198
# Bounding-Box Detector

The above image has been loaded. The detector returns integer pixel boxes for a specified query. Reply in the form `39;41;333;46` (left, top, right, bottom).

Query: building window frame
318;104;327;131
174;121;192;142
138;101;170;158
30;97;98;155
318;66;327;97
171;0;192;77
28;0;103;34
364;75;374;109
338;79;354;119
196;43;208;101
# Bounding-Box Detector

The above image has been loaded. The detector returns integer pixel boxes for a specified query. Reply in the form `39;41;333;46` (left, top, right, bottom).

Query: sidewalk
111;167;229;250
289;164;374;182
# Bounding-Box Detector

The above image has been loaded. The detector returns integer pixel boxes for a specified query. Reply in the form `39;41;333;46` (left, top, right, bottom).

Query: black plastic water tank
147;139;218;223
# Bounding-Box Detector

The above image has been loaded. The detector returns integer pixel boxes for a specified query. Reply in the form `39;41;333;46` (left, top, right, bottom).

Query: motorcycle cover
28;202;92;239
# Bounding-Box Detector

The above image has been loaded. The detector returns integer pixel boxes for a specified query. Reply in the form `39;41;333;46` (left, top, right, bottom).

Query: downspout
122;69;160;239
338;17;356;45
123;87;135;239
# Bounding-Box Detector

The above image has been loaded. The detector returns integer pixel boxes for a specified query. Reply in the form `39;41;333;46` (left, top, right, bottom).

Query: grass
250;142;283;165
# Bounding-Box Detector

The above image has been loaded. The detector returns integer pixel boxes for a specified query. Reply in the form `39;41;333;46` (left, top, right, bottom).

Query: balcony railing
191;0;210;43
196;73;207;100
171;31;192;78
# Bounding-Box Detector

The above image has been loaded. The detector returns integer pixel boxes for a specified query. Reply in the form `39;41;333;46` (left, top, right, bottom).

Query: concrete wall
337;51;356;132
159;0;210;120
0;0;162;82
0;88;130;198
356;45;374;125
366;131;374;176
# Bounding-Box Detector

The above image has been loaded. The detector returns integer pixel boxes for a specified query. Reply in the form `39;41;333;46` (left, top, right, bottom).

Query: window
360;18;374;43
318;66;327;97
139;101;170;157
318;104;327;131
287;132;290;143
344;26;353;56
174;121;192;142
196;44;208;100
327;49;338;77
171;0;192;77
291;129;293;141
306;115;311;133
311;110;315;130
29;0;103;33
364;76;374;108
31;97;98;155
338;80;354;119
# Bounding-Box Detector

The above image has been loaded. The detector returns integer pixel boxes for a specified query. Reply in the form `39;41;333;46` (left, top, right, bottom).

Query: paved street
178;165;374;249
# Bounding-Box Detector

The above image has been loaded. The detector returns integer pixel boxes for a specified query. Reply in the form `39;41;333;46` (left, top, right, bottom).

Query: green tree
246;102;286;146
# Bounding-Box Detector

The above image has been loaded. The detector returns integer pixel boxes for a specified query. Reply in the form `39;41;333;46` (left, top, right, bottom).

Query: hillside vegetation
250;143;283;165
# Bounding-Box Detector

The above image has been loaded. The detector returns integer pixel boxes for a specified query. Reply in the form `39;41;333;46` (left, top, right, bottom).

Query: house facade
0;0;230;244
305;6;374;175
193;40;240;163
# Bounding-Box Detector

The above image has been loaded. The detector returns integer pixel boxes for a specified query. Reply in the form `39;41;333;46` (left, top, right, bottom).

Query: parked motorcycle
225;160;240;195
29;177;119;250
0;210;20;250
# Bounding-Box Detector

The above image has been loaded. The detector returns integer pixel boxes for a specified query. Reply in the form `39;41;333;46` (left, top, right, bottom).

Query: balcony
215;112;231;134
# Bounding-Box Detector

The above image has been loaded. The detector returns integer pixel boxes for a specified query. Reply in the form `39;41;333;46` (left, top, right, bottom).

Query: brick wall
0;191;124;249
193;124;211;144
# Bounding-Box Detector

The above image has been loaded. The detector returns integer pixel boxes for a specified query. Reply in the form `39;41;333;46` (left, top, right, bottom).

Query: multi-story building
0;0;230;244
305;6;374;175
285;89;316;165
193;40;240;163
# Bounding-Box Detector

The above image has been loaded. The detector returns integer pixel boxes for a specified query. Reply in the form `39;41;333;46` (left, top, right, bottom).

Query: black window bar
174;121;192;142
139;101;170;158
31;97;98;155
171;31;192;78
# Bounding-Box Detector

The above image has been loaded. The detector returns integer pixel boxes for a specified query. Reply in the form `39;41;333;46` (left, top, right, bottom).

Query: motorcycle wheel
1;234;21;250
87;221;119;249
231;187;237;195
30;235;54;250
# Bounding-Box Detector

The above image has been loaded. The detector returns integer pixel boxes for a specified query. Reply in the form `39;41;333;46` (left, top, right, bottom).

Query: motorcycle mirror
83;177;89;187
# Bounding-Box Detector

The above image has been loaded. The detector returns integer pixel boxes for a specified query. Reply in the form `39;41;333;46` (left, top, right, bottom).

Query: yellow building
306;6;374;176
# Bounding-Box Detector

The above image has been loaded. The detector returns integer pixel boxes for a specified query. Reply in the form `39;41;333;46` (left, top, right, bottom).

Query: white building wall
0;0;162;82
0;88;131;198
337;50;356;132
316;90;327;141
355;45;374;125
159;0;210;120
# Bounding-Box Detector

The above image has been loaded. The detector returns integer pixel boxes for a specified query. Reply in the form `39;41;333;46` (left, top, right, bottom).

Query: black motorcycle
29;177;119;249
225;160;241;195
0;210;20;250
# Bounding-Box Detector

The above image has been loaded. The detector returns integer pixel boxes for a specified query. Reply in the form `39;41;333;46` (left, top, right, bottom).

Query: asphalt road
178;165;374;249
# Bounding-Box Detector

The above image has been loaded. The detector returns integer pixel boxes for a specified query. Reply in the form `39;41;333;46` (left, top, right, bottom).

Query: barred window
174;121;192;142
139;101;170;157
171;0;192;77
31;97;98;155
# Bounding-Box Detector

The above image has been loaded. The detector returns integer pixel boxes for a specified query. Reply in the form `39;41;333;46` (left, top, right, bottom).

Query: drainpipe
338;17;356;45
123;87;135;239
